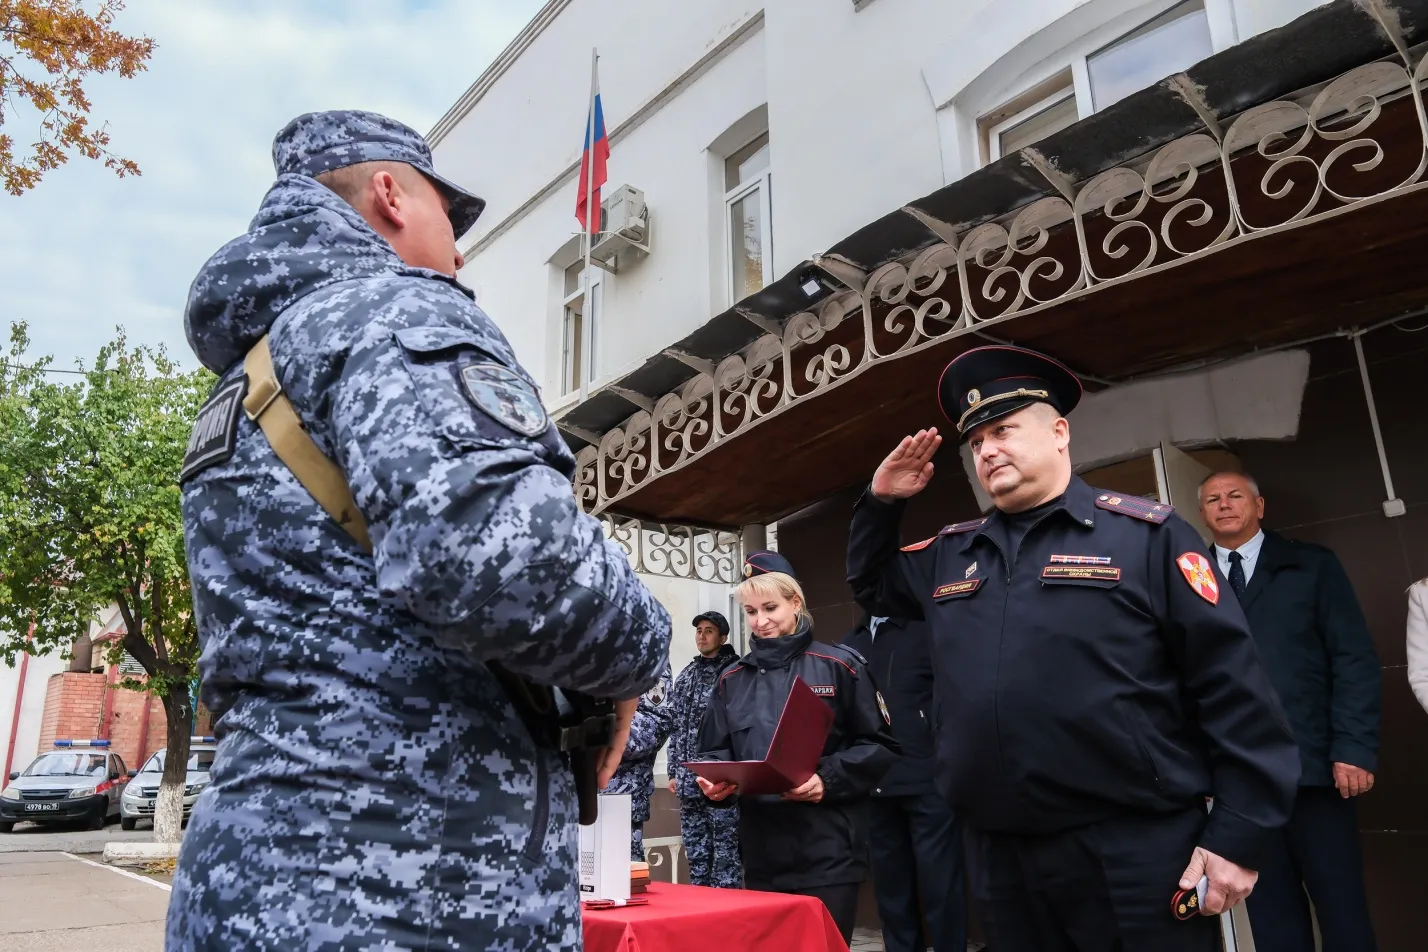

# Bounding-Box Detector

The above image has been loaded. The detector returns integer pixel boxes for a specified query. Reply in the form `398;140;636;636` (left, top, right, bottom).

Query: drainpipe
3;621;35;779
1351;331;1406;518
135;695;153;767
98;662;118;740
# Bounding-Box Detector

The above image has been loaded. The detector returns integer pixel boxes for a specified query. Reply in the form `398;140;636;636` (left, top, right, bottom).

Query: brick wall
37;670;177;771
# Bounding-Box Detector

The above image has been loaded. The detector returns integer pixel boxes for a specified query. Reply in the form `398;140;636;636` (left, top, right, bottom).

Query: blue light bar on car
190;736;216;743
53;739;110;748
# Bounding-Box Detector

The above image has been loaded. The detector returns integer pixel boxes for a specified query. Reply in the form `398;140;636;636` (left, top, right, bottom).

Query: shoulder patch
179;376;247;484
1094;493;1173;524
459;362;549;437
939;517;989;536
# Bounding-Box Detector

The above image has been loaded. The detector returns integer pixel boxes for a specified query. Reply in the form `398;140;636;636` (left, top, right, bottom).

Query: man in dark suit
1199;471;1381;952
843;614;967;952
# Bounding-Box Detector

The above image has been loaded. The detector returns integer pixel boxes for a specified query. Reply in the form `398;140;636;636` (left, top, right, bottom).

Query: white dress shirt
1213;529;1266;586
1408;579;1428;714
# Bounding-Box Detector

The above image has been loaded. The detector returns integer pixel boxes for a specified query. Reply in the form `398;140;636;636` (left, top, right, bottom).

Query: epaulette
806;645;862;677
901;517;986;552
831;643;868;667
1094;493;1173;524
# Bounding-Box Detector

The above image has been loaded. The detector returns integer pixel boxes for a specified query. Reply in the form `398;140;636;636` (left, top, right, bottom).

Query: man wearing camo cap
167;110;671;950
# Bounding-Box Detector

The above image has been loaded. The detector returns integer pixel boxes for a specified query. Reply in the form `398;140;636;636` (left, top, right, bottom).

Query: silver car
119;739;217;830
1;741;129;832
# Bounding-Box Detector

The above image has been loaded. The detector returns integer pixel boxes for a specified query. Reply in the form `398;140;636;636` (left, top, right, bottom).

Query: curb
102;841;181;866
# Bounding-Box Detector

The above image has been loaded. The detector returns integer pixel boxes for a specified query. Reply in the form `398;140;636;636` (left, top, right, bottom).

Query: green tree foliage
0;321;211;840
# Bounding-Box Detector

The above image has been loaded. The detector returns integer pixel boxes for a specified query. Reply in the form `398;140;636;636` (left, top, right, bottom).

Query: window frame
985;85;1079;163
723;134;774;306
973;0;1228;168
560;262;604;398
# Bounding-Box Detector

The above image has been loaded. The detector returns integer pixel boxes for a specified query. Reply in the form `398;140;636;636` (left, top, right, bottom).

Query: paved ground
0;819;154;854
0;852;169;951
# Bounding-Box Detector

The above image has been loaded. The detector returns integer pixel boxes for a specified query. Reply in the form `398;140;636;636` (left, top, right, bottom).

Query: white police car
119;737;216;830
0;740;130;832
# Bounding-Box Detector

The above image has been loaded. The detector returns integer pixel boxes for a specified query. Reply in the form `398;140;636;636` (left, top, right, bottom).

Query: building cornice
428;0;576;146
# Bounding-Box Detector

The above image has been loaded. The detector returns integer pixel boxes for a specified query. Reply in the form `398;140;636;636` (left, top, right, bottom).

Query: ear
368;170;408;230
1053;415;1070;450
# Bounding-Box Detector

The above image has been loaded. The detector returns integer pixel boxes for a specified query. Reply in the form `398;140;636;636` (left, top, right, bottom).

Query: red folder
683;676;835;796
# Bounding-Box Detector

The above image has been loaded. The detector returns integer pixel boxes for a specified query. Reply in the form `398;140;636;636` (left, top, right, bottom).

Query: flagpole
580;47;599;401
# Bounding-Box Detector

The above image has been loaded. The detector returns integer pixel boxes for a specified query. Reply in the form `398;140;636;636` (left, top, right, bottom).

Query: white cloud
1;0;545;371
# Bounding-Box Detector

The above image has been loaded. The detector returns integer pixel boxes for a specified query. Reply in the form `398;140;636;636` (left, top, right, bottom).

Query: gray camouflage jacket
168;175;671;952
604;662;673;823
666;645;740;799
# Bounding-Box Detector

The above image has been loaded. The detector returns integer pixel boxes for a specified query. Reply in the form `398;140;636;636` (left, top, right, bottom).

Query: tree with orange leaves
0;0;153;195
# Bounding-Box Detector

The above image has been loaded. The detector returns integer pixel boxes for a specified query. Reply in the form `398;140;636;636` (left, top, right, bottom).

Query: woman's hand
697;776;738;801
782;773;825;803
667;778;676;794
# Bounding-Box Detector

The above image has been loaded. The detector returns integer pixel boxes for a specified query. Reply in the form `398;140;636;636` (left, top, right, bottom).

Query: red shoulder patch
1176;552;1220;605
901;537;935;552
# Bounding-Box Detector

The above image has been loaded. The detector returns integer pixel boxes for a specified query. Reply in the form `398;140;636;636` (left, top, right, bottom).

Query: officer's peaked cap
273;110;486;237
742;550;797;580
938;345;1082;441
692;611;730;637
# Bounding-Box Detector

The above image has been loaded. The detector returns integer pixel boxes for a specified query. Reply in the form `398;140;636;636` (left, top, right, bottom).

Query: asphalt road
0;851;170;951
0;818;155;854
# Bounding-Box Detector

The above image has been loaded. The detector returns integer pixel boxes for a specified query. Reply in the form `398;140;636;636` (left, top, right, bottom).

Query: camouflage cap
273;110;486;237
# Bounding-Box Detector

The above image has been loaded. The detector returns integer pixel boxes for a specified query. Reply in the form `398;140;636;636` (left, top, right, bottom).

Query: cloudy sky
2;0;545;373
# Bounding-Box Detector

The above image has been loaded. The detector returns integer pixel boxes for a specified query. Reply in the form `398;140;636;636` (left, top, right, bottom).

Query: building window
561;261;602;395
724;132;772;302
977;0;1214;165
1087;0;1213;110
983;76;1079;164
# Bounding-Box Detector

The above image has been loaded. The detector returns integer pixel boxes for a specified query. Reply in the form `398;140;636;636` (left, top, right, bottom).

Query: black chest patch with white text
1041;565;1122;582
180;377;246;484
809;684;835;697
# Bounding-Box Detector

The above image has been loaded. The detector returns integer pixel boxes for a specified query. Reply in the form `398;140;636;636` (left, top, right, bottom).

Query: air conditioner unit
589;185;649;272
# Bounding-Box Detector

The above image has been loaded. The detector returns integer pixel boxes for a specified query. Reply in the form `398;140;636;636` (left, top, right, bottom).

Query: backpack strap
242;335;372;553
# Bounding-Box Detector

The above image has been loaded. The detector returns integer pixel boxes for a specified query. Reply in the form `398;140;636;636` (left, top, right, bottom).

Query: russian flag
576;67;609;233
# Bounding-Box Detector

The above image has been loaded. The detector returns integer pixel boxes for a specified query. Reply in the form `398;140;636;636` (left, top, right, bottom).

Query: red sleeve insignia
1176;552;1219;605
901;537;935;552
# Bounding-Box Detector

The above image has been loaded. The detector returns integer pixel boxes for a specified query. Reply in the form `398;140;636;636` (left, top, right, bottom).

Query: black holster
488;662;615;825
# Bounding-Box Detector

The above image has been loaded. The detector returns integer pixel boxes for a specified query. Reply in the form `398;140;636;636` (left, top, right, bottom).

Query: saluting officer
847;345;1300;951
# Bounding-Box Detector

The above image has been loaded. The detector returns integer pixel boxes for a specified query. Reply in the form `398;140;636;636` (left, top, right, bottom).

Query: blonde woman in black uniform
695;551;899;943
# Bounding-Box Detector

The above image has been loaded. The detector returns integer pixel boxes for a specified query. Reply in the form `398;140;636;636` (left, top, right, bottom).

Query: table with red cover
581;881;849;952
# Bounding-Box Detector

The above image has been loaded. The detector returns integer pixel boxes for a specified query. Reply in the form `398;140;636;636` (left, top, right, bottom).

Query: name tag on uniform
809;684;835;697
1041;565;1122;582
933;579;982;600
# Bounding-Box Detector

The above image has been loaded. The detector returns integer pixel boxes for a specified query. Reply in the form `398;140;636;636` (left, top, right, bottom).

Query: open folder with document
683;676;835;796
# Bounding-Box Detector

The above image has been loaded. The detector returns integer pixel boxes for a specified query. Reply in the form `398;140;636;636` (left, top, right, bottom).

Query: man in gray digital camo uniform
603;661;673;861
169;110;672;952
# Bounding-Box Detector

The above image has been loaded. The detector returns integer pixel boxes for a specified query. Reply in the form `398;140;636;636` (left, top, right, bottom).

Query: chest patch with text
180;377;247;484
809;684;836;697
934;579;983;600
1041;565;1122;582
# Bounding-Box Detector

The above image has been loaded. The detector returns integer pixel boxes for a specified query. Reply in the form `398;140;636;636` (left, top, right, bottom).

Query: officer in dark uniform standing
847;345;1300;951
697;551;899;944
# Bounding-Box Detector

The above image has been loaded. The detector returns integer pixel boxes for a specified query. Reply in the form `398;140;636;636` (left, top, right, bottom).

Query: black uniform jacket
1230;530;1381;786
847;476;1300;870
695;623;900;889
842;616;937;796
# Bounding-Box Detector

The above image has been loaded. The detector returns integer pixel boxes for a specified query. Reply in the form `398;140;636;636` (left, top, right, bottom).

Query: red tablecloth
581;882;848;952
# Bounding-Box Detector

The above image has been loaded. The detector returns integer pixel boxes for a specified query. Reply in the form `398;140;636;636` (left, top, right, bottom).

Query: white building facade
428;0;1325;681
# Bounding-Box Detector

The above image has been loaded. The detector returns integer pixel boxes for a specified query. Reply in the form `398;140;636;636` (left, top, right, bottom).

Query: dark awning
568;0;1428;527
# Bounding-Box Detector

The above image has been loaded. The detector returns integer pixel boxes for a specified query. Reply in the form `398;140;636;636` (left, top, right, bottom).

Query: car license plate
147;799;156;808
24;803;59;812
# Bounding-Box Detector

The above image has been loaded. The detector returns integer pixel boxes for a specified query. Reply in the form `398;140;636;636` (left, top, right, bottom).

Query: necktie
1227;550;1247;601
